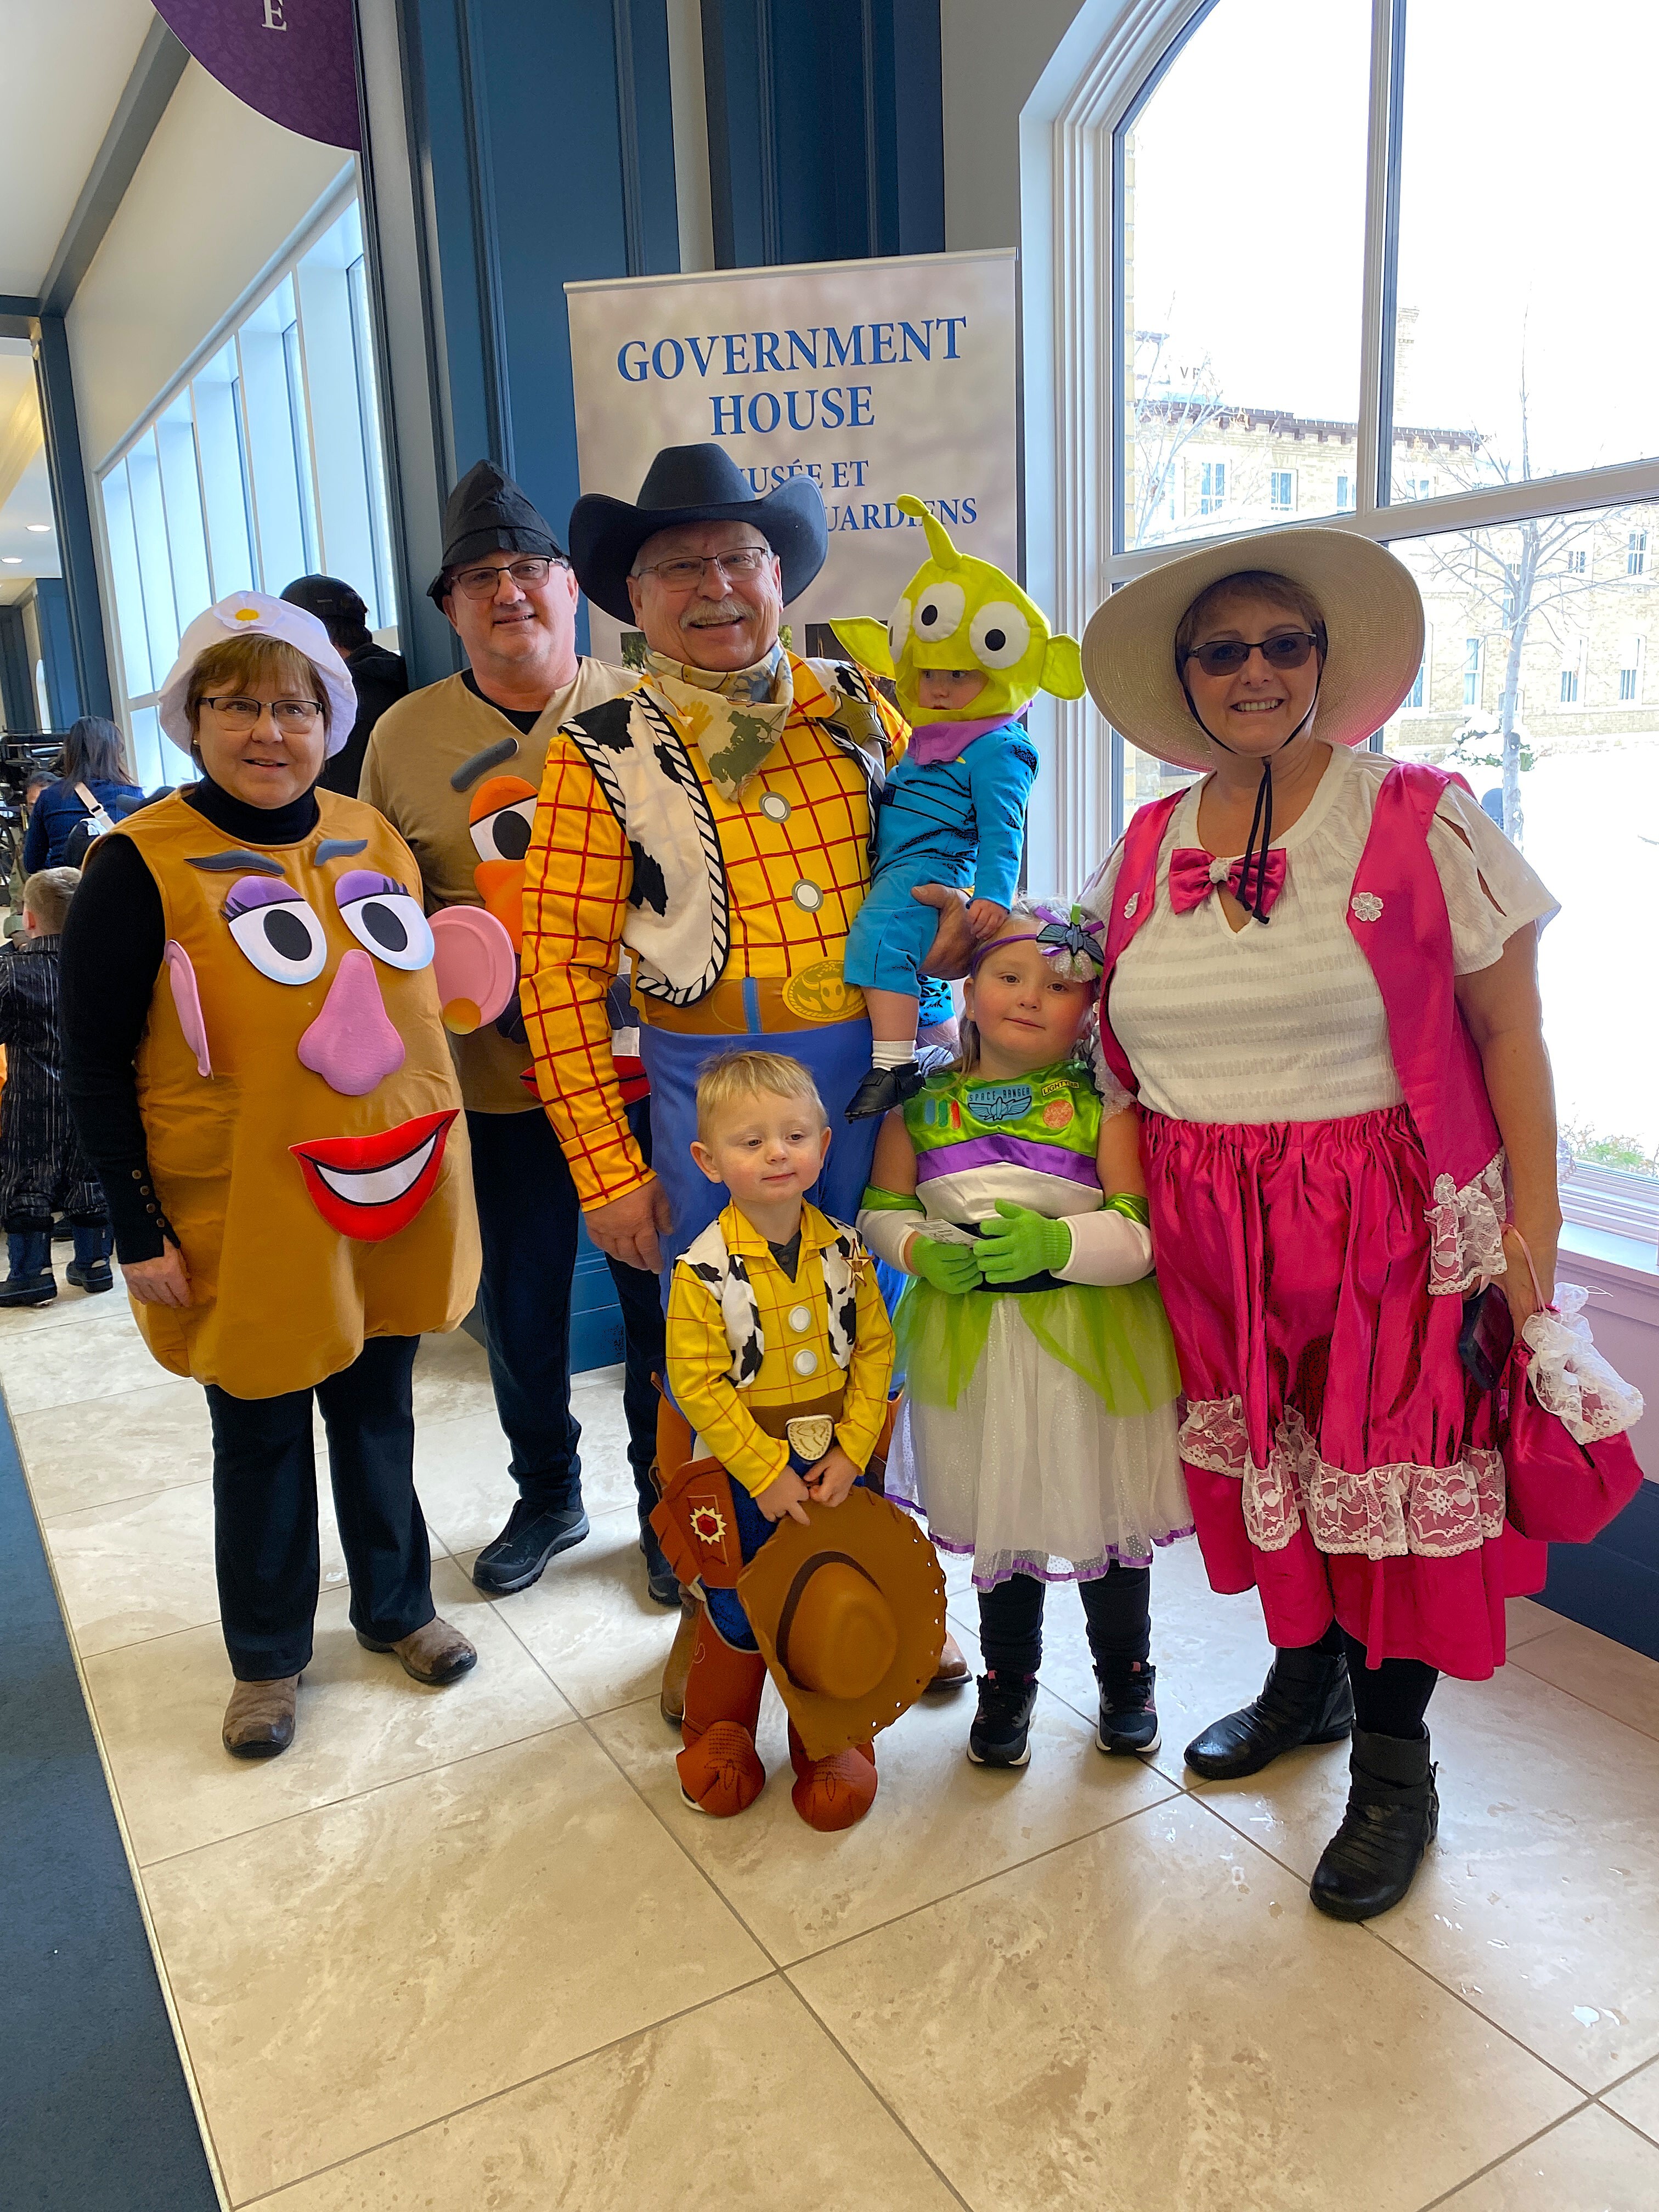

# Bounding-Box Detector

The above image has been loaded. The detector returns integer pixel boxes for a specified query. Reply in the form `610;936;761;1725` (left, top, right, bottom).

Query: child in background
830;496;1085;1119
664;1049;895;1830
0;867;114;1306
857;902;1189;1769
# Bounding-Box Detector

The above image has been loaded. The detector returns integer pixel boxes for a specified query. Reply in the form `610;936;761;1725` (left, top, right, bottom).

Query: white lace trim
1522;1285;1646;1445
1178;1395;1505;1561
1423;1152;1509;1296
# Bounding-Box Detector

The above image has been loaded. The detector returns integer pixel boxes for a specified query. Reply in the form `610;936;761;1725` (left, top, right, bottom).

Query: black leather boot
1310;1728;1438;1922
1183;1643;1355;1780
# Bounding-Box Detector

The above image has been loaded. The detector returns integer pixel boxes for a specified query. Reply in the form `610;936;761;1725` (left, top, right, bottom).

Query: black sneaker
967;1670;1039;1768
66;1259;114;1294
471;1500;590;1595
844;1061;925;1121
0;1272;56;1308
640;1526;680;1607
1097;1659;1160;1756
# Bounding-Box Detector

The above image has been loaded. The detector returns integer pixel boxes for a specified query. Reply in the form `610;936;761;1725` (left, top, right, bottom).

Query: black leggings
978;1564;1150;1679
1302;1620;1437;1739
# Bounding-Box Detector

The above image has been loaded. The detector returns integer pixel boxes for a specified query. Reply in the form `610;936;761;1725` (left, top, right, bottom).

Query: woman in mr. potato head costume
63;594;518;1760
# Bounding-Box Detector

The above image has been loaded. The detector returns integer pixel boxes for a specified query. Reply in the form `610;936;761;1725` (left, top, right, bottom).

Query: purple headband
969;904;1105;983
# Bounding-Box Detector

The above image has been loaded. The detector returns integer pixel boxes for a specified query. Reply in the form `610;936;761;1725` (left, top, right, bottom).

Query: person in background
361;462;670;1607
281;574;409;799
0;866;114;1306
23;717;144;871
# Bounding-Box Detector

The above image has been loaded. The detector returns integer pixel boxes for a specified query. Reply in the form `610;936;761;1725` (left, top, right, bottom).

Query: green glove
910;1233;984;1295
975;1199;1070;1284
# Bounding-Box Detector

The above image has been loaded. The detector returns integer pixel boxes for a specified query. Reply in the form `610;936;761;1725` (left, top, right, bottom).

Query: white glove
1054;1206;1154;1286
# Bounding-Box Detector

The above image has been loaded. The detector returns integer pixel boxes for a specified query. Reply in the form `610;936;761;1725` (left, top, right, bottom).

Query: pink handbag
1500;1239;1645;1545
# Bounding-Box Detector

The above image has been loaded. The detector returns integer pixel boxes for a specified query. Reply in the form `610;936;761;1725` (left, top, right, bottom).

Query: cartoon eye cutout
223;877;328;985
334;868;436;972
911;580;967;644
468;775;539;865
888;596;912;659
970;601;1033;670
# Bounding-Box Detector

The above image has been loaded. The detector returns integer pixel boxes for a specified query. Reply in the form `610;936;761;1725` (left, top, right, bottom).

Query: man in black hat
360;460;672;1605
280;574;409;797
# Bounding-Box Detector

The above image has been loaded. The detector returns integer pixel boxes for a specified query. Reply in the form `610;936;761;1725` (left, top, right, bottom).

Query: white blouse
1077;745;1557;1125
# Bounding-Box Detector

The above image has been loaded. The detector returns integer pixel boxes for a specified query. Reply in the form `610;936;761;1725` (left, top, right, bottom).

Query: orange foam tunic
114;790;479;1400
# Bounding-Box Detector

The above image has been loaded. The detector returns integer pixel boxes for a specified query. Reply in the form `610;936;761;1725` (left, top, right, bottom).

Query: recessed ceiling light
25;524;50;534
1;556;21;565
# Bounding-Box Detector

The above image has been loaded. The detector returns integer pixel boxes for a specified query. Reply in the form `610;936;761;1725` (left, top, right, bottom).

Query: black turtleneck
60;778;322;1261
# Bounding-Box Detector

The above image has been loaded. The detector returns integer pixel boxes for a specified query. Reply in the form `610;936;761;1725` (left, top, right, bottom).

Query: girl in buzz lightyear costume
857;904;1189;1770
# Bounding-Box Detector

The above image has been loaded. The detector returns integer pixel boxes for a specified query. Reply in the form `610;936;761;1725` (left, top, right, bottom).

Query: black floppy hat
428;460;567;606
568;443;828;625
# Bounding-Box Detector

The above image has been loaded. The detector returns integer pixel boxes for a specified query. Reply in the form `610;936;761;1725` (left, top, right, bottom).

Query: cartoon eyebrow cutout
450;735;520;793
187;849;287;876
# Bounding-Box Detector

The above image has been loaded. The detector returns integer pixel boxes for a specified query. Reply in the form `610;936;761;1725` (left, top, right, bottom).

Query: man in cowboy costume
362;461;671;1606
521;442;973;1283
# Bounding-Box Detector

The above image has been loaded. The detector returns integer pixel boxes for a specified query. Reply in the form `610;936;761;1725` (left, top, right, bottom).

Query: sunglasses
1183;630;1323;678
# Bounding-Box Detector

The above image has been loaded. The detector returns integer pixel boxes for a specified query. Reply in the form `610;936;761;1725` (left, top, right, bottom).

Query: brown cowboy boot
929;1629;970;1691
788;1721;878;1831
677;1612;768;1816
222;1674;299;1759
356;1616;477;1684
661;1591;699;1728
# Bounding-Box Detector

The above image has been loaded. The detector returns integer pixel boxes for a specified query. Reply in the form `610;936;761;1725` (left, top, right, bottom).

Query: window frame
1028;0;1659;1252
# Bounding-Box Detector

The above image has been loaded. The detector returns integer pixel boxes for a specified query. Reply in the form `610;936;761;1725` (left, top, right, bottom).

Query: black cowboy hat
568;443;828;625
427;460;567;607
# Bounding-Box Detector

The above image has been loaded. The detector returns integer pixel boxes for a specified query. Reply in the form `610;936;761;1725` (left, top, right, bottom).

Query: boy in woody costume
658;1049;943;1829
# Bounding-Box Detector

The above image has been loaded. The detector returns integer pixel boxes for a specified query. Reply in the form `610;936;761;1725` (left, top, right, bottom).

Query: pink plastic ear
430;905;518;1032
163;940;212;1078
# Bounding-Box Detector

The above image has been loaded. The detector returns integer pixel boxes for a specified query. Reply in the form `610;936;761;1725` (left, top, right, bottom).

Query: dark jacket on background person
23;776;145;871
0;935;108;1229
319;641;409;797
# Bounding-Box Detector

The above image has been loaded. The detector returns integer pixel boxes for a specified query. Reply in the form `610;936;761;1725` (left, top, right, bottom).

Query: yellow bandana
644;645;794;802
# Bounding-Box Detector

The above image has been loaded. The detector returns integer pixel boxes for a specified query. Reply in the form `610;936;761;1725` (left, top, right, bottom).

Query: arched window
1029;0;1659;1217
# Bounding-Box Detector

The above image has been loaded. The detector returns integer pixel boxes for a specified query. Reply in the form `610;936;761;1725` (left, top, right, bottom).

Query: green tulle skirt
895;1274;1182;1415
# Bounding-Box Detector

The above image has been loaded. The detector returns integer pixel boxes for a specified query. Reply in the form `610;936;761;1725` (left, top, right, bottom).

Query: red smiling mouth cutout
290;1110;457;1241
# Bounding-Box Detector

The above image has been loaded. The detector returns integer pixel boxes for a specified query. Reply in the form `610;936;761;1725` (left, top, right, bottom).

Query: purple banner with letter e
153;0;360;151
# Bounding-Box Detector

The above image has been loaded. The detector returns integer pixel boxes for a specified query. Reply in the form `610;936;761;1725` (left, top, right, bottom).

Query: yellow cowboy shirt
665;1200;894;1497
520;656;907;1210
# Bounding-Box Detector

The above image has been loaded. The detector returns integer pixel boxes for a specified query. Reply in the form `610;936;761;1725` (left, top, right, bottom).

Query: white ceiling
0;0;159;296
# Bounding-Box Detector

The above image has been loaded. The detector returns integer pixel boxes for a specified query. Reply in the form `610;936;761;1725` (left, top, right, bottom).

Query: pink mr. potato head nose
298;948;407;1096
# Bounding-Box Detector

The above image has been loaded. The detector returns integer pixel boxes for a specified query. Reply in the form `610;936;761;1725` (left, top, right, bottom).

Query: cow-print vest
558;657;891;1008
681;1210;864;1388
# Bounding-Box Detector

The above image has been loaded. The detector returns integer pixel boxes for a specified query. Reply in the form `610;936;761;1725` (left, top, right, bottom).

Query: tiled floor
11;1265;1659;2211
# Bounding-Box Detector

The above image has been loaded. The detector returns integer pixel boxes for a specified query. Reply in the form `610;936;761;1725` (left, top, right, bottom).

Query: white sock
871;1038;917;1069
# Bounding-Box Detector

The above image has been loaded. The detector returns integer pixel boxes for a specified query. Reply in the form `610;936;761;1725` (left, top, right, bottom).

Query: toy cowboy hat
156;592;357;757
569;442;829;626
737;1487;946;1761
1080;526;1424;773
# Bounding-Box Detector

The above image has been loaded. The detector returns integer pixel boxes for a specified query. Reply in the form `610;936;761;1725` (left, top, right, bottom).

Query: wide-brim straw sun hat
157;591;357;755
1080;527;1425;774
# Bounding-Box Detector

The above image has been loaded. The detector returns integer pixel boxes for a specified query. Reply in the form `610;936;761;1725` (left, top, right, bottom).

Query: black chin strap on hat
1177;670;1321;926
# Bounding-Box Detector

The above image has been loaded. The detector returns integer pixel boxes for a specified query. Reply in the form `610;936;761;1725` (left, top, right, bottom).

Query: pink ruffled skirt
1141;1104;1543;1680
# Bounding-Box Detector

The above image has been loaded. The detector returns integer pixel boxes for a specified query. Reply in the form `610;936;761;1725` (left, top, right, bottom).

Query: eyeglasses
448;556;568;601
1183;631;1323;678
202;697;323;729
631;548;772;589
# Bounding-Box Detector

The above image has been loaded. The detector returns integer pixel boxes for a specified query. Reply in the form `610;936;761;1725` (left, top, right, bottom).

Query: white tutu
887;1298;1193;1589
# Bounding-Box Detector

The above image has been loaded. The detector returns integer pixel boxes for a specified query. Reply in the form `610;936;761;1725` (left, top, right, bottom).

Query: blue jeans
637;1013;891;1301
466;1103;664;1522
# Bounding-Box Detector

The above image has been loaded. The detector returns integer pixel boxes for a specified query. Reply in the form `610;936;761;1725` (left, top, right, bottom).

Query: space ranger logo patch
965;1080;1032;1125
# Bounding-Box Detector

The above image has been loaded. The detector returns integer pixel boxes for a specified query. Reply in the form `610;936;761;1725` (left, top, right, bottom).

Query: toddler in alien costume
832;499;1086;1120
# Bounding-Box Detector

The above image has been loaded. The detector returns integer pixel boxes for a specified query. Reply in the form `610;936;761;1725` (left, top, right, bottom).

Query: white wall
939;0;1092;250
66;60;349;471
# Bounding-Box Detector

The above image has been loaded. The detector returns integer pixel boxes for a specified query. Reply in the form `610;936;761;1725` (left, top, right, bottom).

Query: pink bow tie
1168;847;1288;918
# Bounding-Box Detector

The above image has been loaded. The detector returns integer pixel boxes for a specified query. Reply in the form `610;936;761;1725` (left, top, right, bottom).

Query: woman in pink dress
1077;529;1560;1920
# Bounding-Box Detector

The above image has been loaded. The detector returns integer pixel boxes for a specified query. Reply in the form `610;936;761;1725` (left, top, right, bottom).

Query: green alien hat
830;496;1085;725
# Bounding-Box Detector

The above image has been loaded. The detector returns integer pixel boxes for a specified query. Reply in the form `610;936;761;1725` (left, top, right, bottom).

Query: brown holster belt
634;973;864;1036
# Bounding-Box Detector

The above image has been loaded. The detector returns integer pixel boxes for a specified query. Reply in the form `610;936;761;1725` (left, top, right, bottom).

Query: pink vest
1096;760;1500;1190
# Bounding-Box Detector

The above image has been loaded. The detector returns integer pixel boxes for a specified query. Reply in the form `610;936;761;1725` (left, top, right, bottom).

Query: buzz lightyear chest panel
907;1071;1103;1216
129;798;514;1244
